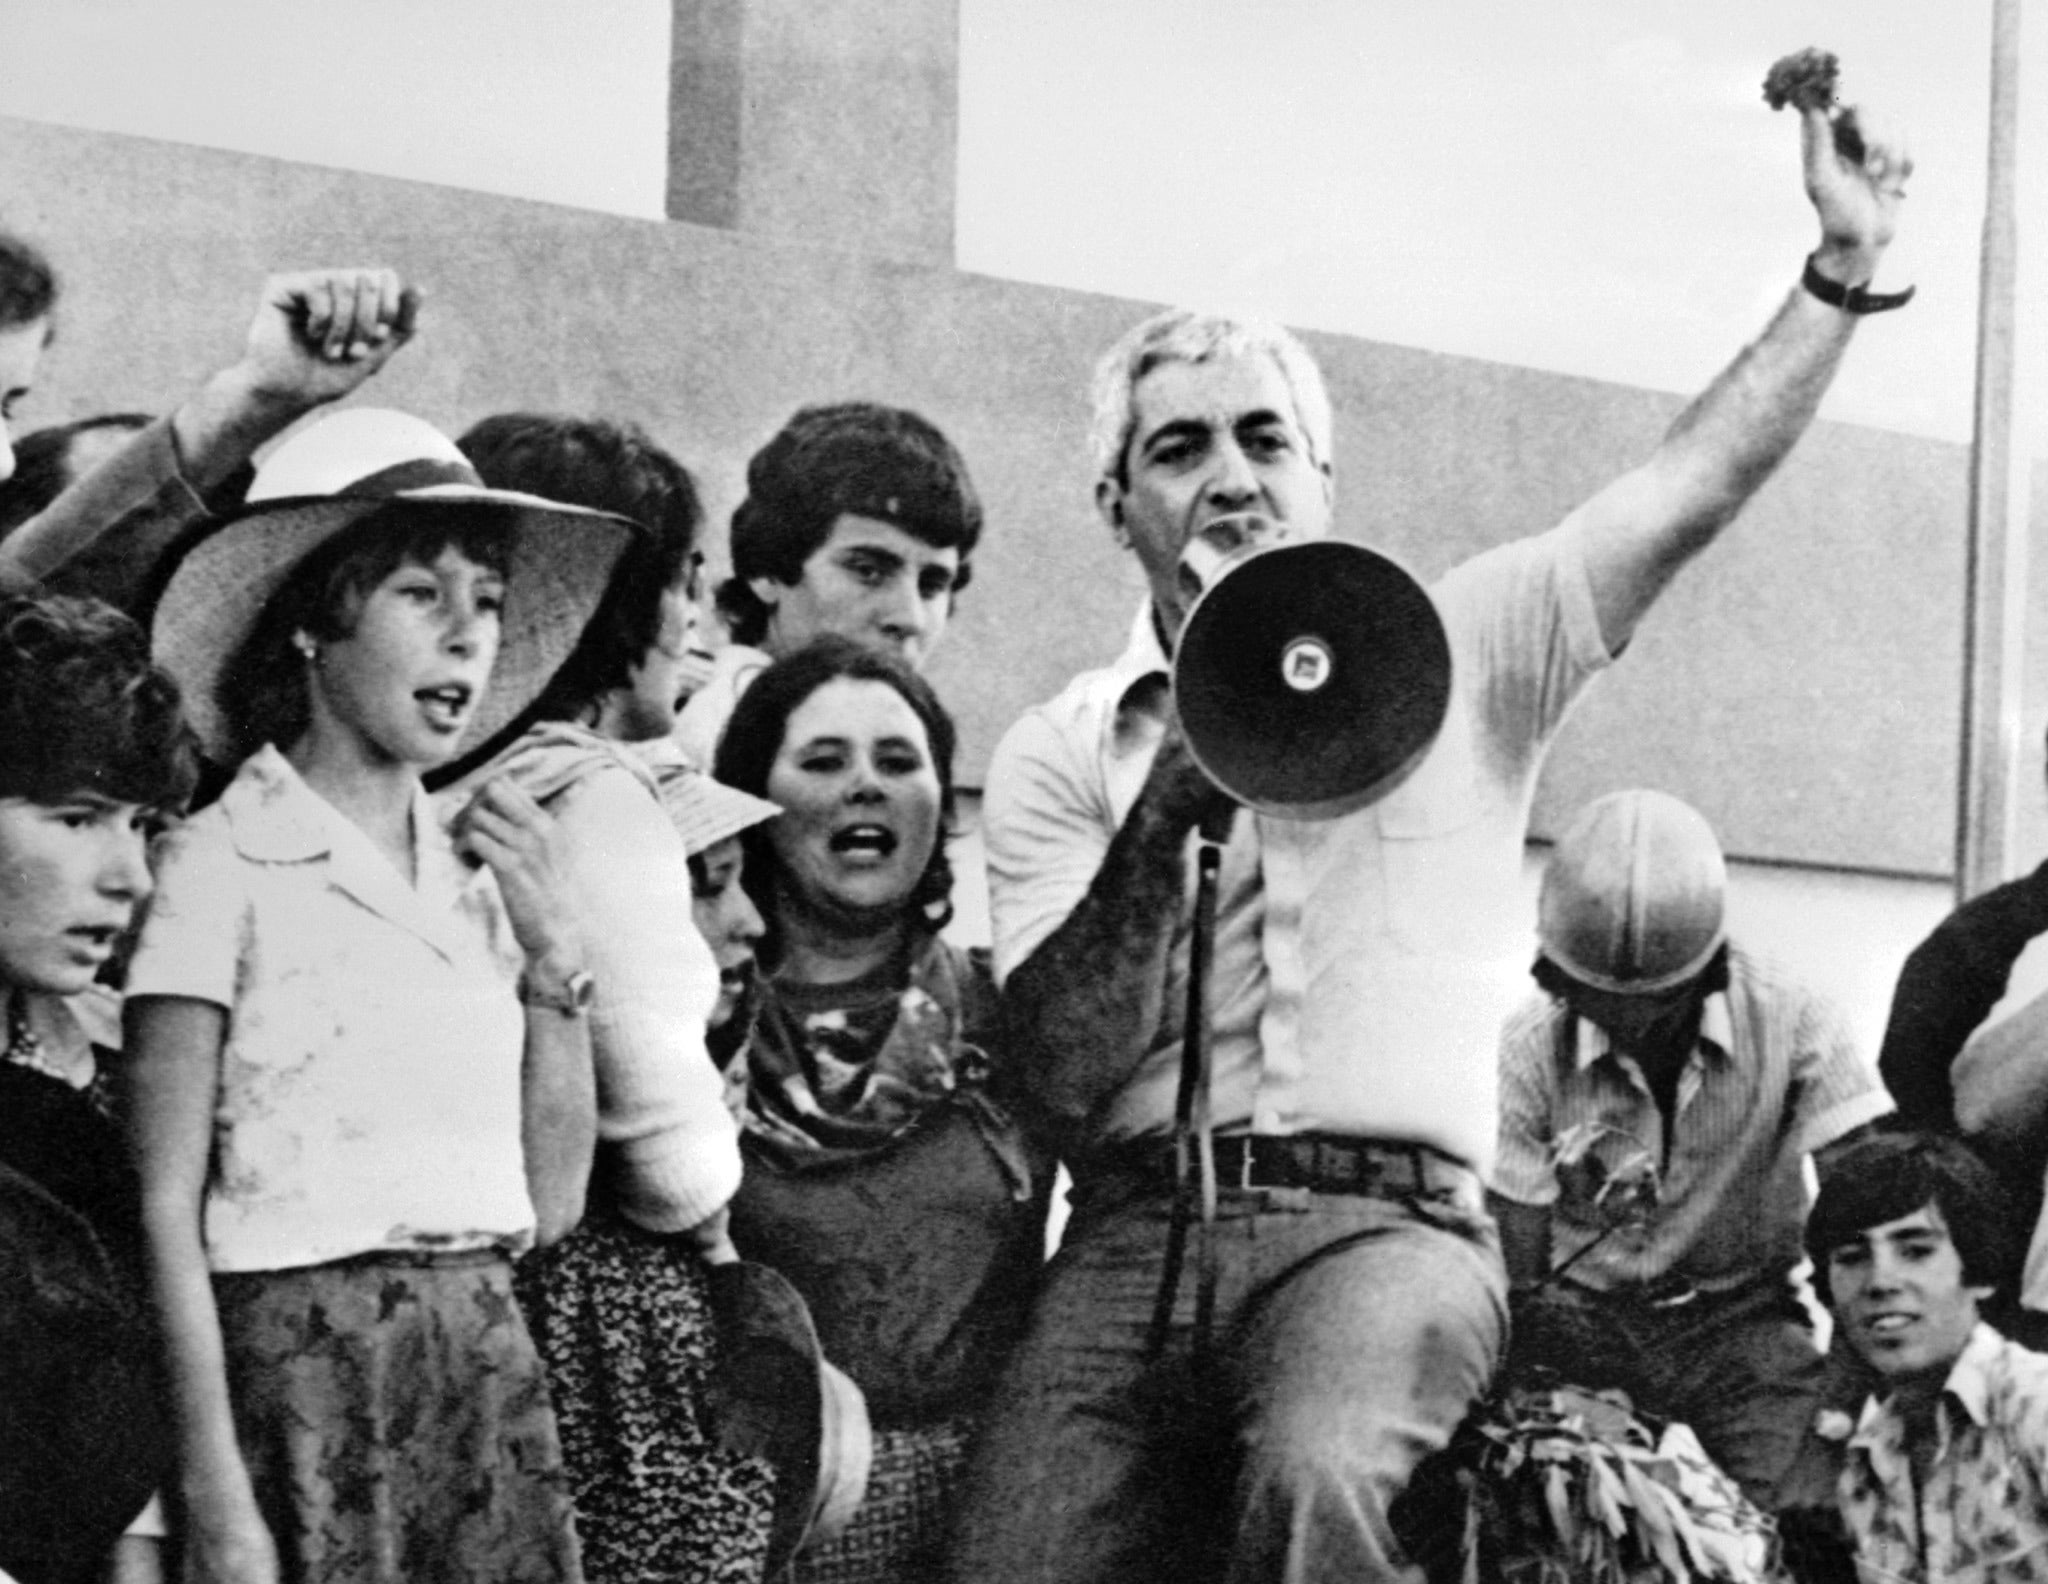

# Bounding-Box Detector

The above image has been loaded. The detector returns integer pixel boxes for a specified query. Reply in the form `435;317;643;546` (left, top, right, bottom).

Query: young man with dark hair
1806;1130;2048;1582
674;400;979;765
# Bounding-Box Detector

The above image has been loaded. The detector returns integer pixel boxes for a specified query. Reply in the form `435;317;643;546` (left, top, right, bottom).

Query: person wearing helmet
1492;790;1891;1512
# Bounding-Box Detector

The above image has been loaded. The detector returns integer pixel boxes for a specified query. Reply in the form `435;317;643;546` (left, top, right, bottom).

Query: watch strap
1802;254;1914;315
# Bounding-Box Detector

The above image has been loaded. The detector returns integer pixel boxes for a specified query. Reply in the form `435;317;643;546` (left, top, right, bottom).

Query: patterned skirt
515;1210;776;1584
214;1251;581;1584
791;1416;972;1584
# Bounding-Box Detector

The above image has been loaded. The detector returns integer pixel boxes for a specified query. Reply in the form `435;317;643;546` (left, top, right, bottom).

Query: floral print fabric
214;1254;580;1584
514;1209;776;1584
1841;1324;2048;1582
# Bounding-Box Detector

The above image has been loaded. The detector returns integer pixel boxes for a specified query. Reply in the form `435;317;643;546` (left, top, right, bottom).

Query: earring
294;635;319;664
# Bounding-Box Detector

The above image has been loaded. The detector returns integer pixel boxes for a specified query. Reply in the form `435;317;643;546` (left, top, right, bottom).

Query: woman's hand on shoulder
451;776;582;969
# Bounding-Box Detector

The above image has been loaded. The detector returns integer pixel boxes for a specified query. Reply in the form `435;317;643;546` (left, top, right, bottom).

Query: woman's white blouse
126;746;534;1272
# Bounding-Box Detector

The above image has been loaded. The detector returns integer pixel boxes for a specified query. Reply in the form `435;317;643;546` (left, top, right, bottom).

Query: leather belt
1097;1133;1477;1204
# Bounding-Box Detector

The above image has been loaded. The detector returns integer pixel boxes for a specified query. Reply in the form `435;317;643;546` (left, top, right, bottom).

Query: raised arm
126;995;280;1584
1576;97;1911;652
0;267;420;608
993;714;1233;1140
168;268;421;492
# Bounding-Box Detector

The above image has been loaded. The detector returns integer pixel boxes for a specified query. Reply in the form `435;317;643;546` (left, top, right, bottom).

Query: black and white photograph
2;3;2045;1581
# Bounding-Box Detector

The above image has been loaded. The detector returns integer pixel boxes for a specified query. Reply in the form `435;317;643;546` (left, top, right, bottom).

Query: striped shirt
1494;943;1891;1291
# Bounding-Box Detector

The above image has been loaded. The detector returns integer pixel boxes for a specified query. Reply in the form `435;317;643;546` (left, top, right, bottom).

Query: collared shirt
1841;1323;2048;1583
126;746;533;1271
983;517;1611;1173
1493;944;1889;1290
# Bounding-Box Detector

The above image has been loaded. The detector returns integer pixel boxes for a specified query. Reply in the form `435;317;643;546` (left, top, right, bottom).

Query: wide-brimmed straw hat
150;407;642;762
703;1259;872;1573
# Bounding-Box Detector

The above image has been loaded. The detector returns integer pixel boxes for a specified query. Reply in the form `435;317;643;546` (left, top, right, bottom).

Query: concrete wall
8;114;2041;879
667;0;958;264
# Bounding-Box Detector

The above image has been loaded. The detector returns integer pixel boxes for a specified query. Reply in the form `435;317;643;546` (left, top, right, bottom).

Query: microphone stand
1148;800;1235;1364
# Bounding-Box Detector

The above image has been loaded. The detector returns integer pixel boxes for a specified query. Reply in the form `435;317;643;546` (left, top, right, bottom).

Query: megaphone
1172;538;1452;821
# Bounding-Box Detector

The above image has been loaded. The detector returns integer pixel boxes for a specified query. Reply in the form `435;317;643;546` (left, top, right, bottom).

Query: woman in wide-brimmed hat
123;407;639;1584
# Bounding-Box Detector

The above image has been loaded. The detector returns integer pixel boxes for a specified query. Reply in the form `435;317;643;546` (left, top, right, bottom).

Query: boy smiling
1807;1132;2048;1582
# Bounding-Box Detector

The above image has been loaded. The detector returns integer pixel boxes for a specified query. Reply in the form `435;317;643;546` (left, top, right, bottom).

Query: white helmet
1538;790;1727;995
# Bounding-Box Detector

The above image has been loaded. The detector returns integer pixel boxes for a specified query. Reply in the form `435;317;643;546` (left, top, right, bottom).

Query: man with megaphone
945;75;1913;1584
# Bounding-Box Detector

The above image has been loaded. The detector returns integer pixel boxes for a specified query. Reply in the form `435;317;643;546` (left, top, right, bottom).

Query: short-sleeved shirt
1841;1323;2048;1583
1493;944;1890;1290
125;746;534;1272
982;518;1611;1173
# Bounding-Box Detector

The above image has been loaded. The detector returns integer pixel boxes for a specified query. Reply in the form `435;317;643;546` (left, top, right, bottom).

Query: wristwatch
519;968;596;1016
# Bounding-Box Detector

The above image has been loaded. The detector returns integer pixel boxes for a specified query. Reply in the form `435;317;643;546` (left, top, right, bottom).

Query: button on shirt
983;519;1611;1173
1841;1323;2048;1583
1493;945;1890;1290
125;746;534;1272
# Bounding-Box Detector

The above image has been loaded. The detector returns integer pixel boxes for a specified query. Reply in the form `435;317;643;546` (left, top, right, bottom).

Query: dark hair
0;231;57;333
0;592;195;809
215;503;513;764
715;402;981;646
712;635;957;962
1805;1131;2015;1305
459;414;702;715
0;414;154;537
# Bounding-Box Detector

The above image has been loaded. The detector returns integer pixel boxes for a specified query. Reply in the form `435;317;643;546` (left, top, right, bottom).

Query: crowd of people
1;67;2043;1584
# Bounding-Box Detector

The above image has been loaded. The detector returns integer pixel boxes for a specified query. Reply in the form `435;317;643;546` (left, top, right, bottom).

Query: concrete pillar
667;0;958;266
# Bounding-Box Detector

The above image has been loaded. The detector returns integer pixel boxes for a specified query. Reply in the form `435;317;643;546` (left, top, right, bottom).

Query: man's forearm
1651;282;1858;548
1004;787;1200;1137
1577;279;1867;648
168;362;322;494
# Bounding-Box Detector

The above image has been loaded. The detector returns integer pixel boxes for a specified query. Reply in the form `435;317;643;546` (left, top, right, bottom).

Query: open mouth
829;824;897;859
66;925;121;957
416;683;475;730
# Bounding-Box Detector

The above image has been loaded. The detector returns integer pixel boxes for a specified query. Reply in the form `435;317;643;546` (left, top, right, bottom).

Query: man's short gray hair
1088;309;1334;486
